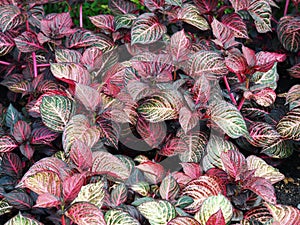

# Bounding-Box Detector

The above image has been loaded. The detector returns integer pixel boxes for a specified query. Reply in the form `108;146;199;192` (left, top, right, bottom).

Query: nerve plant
0;0;299;224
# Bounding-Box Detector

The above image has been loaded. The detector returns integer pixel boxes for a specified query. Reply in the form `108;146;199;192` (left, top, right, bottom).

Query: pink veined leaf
136;117;167;149
14;31;44;53
180;162;202;179
248;0;272;33
179;106;199;134
65;29;100;48
159;137;188;156
12;120;31;143
248;88;277;107
30;127;59;145
242;205;273;224
110;183;128;206
192;75;211;105
288;63;300;79
63;173;85;203
221;13;249;39
69;140;93;171
264;203;300;225
131;13;167;44
141;0;165;12
0;32;15;56
205;209;226;225
242;176;276;204
97;116;120;149
55;49;82;63
255;51;286;72
136;160;165;184
242;45;256;68
4;190;33;210
89;15;115;32
225;52;248;74
75;83;101;111
81;47;103;72
159;174;180;201
40;12;73;39
220;150;247;181
1;153;22;178
181;176;222;213
19;142;35;159
0;135;18;153
194;0;218;14
167;216;201;225
0;5;27;32
206;168;230;189
34;193;61;208
109;0;137;15
172;172;193;188
228;0;249;12
169;29;191;63
66;202;106;225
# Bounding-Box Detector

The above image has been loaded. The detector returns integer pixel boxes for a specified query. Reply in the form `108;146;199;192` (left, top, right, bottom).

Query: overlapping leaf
69;140;93;171
131;13;167;44
105;209;140;225
4;190;33;210
241;205;273;225
168;216;200;225
89;15;115;32
30;127;59;145
136;161;165;184
115;14;136;30
264;203;300;225
1;153;22;178
75;83;101;111
40;95;75;132
220;150;246;180
142;0;165;12
0;32;15;56
34;193;61;208
97;116;120;148
248;0;272;33
159;175;180;200
288;63;300;78
194;0;218;14
55;49;82;63
14;31;44;53
137;200;176;225
276;107;300;141
169;30;191;63
0;5;27;32
222;13;249;39
0;135;18;153
109;0;137;14
261;139;294;158
250;63;279;91
4;212;43;225
81;47;103;72
277;16;300;52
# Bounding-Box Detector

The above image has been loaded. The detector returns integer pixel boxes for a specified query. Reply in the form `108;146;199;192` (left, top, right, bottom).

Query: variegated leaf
66;202;106;225
75;83;101;111
55;49;82;63
246;155;284;184
89;15;115;32
261;139;294;158
288;63;300;78
220;150;246;180
167;216;200;225
194;0;218;14
110;183;128;206
115;14;137;30
0;200;12;216
97;116;120;148
228;0;249;12
109;0;137;15
34;193;61;208
143;0;165;12
4;212;43;225
192;75;211;105
137;200;176;225
69;140;93;171
248;0;272;33
177;4;209;30
182;176;222;213
0;32;15;56
286;84;300;103
0;135;18;153
276;107;300;141
169;30;191;63
225;52;248;74
81;47;103;72
210;100;248;138
12;120;31;143
14;31;44;53
92;151;130;181
194;194;233;225
72;180;105;208
30;127;59;145
4;190;33;210
105;209;140;225
131;13;167;44
179;107;199;134
250;63;278;91
277;16;300;52
222;13;249;39
189;50;227;77
63;173;85;203
242;205;273;225
63;114;100;152
159;174;180;201
0;5;27;32
165;0;182;6
249;88;276;107
40;95;75;132
264;203;300;225
136;161;165;184
65;29;101;48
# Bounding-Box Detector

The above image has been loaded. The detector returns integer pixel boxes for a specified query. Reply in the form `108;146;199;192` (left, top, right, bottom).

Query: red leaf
255;51;286;72
242;45;256;68
211;18;237;49
34;193;61;208
142;0;165;12
249;88;277;107
192;75;211;105
179;107;199;134
180;162;202;179
220;150;246;180
30;127;59;145
194;0;218;14
19;142;35;159
136;161;165;184
89;15;115;32
109;0;137;14
12;120;31;143
222;13;249;39
63;173;85;203
1;152;22;178
229;0;249;12
225;52;248;74
81;47;103;72
14;31;44;53
69;140;93;171
0;135;18;153
206;209;226;225
169;29;191;62
243;176;276;204
159;137;188;156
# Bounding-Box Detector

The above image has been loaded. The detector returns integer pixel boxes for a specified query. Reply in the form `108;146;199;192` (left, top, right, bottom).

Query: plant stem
223;76;237;105
238;78;250;110
0;60;11;66
61;215;66;225
37;63;51;67
79;4;83;28
284;0;290;16
32;52;38;78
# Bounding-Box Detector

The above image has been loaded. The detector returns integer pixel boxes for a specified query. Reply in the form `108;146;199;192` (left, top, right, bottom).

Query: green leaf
248;0;272;33
40;95;75;132
72;180;105;208
276;107;300;141
261;139;295;159
105;209;140;225
137;200;176;225
130;182;151;197
0;200;12;216
177;4;209;30
210;100;248;138
194;194;233;225
4;212;43;225
159;174;180;201
131;13;167;44
175;196;194;209
115;14;136;30
65;202;106;225
250;63;278;91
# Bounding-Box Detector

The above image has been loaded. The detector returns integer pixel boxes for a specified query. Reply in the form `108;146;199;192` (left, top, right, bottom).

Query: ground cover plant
0;0;299;224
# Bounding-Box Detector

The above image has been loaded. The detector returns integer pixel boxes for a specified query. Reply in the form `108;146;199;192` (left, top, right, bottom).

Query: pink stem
238;97;245;110
223;76;237;105
284;0;290;16
79;4;83;28
32;52;38;78
37;63;51;67
0;60;11;66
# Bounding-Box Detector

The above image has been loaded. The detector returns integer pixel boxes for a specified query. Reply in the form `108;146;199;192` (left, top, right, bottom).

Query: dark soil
274;151;300;208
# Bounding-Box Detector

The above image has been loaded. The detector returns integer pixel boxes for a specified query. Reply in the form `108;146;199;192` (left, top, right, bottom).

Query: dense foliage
0;0;299;224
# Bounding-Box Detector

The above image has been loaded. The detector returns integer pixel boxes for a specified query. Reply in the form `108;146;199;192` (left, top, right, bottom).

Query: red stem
237;98;245;110
223;76;237;105
61;215;66;225
284;0;290;16
0;60;11;66
32;52;38;78
79;4;83;28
